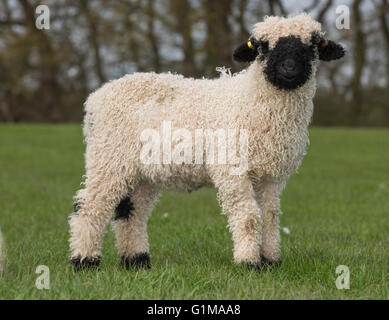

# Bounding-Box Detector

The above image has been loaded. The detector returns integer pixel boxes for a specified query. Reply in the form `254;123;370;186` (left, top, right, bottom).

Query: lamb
69;13;345;270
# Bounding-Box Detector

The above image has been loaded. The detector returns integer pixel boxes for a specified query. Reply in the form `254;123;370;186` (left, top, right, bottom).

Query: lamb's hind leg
112;183;160;270
253;177;285;267
69;171;128;270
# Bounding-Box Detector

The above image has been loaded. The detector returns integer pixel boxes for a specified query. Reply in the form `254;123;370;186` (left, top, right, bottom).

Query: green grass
0;124;388;299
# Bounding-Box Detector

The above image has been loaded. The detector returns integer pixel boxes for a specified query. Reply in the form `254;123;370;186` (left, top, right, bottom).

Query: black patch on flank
264;35;315;91
121;253;151;270
114;196;135;221
71;256;101;271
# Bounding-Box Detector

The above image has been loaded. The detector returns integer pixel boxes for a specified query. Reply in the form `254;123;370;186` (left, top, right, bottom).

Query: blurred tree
378;0;389;124
378;0;389;84
169;0;197;76
79;0;106;85
267;0;286;16
0;0;387;126
350;0;366;125
146;0;161;73
202;0;234;76
236;0;249;39
316;0;333;24
4;0;62;121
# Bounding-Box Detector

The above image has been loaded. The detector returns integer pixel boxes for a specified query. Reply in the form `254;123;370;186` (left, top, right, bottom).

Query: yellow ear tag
247;41;254;49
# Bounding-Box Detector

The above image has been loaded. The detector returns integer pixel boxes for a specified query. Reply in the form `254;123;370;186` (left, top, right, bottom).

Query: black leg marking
121;253;151;270
71;256;101;271
114;196;135;221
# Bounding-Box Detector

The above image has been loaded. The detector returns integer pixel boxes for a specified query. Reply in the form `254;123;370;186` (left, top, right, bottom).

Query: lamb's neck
240;63;316;126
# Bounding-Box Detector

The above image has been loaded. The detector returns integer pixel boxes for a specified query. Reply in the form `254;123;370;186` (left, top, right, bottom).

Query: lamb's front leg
216;176;263;267
253;178;285;266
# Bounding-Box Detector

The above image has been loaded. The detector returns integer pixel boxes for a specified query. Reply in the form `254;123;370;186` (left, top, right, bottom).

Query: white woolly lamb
69;13;345;270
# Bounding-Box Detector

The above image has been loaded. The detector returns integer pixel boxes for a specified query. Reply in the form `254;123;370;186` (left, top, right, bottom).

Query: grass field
0;124;388;299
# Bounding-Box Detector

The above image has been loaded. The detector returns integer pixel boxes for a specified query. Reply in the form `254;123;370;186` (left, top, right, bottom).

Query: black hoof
121;252;151;270
71;256;101;271
244;262;262;270
239;257;282;271
238;261;264;271
261;256;282;269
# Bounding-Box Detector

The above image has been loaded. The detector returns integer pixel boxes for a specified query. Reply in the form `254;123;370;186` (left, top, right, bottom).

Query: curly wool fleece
69;13;334;268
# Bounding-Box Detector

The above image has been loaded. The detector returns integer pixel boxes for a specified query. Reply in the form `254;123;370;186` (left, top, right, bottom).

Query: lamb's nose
282;59;296;72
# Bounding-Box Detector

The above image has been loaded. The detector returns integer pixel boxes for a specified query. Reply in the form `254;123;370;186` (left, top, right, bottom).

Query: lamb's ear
318;40;345;61
233;40;259;63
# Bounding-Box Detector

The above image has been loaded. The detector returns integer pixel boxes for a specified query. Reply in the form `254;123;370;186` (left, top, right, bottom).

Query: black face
232;32;345;91
263;36;314;90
